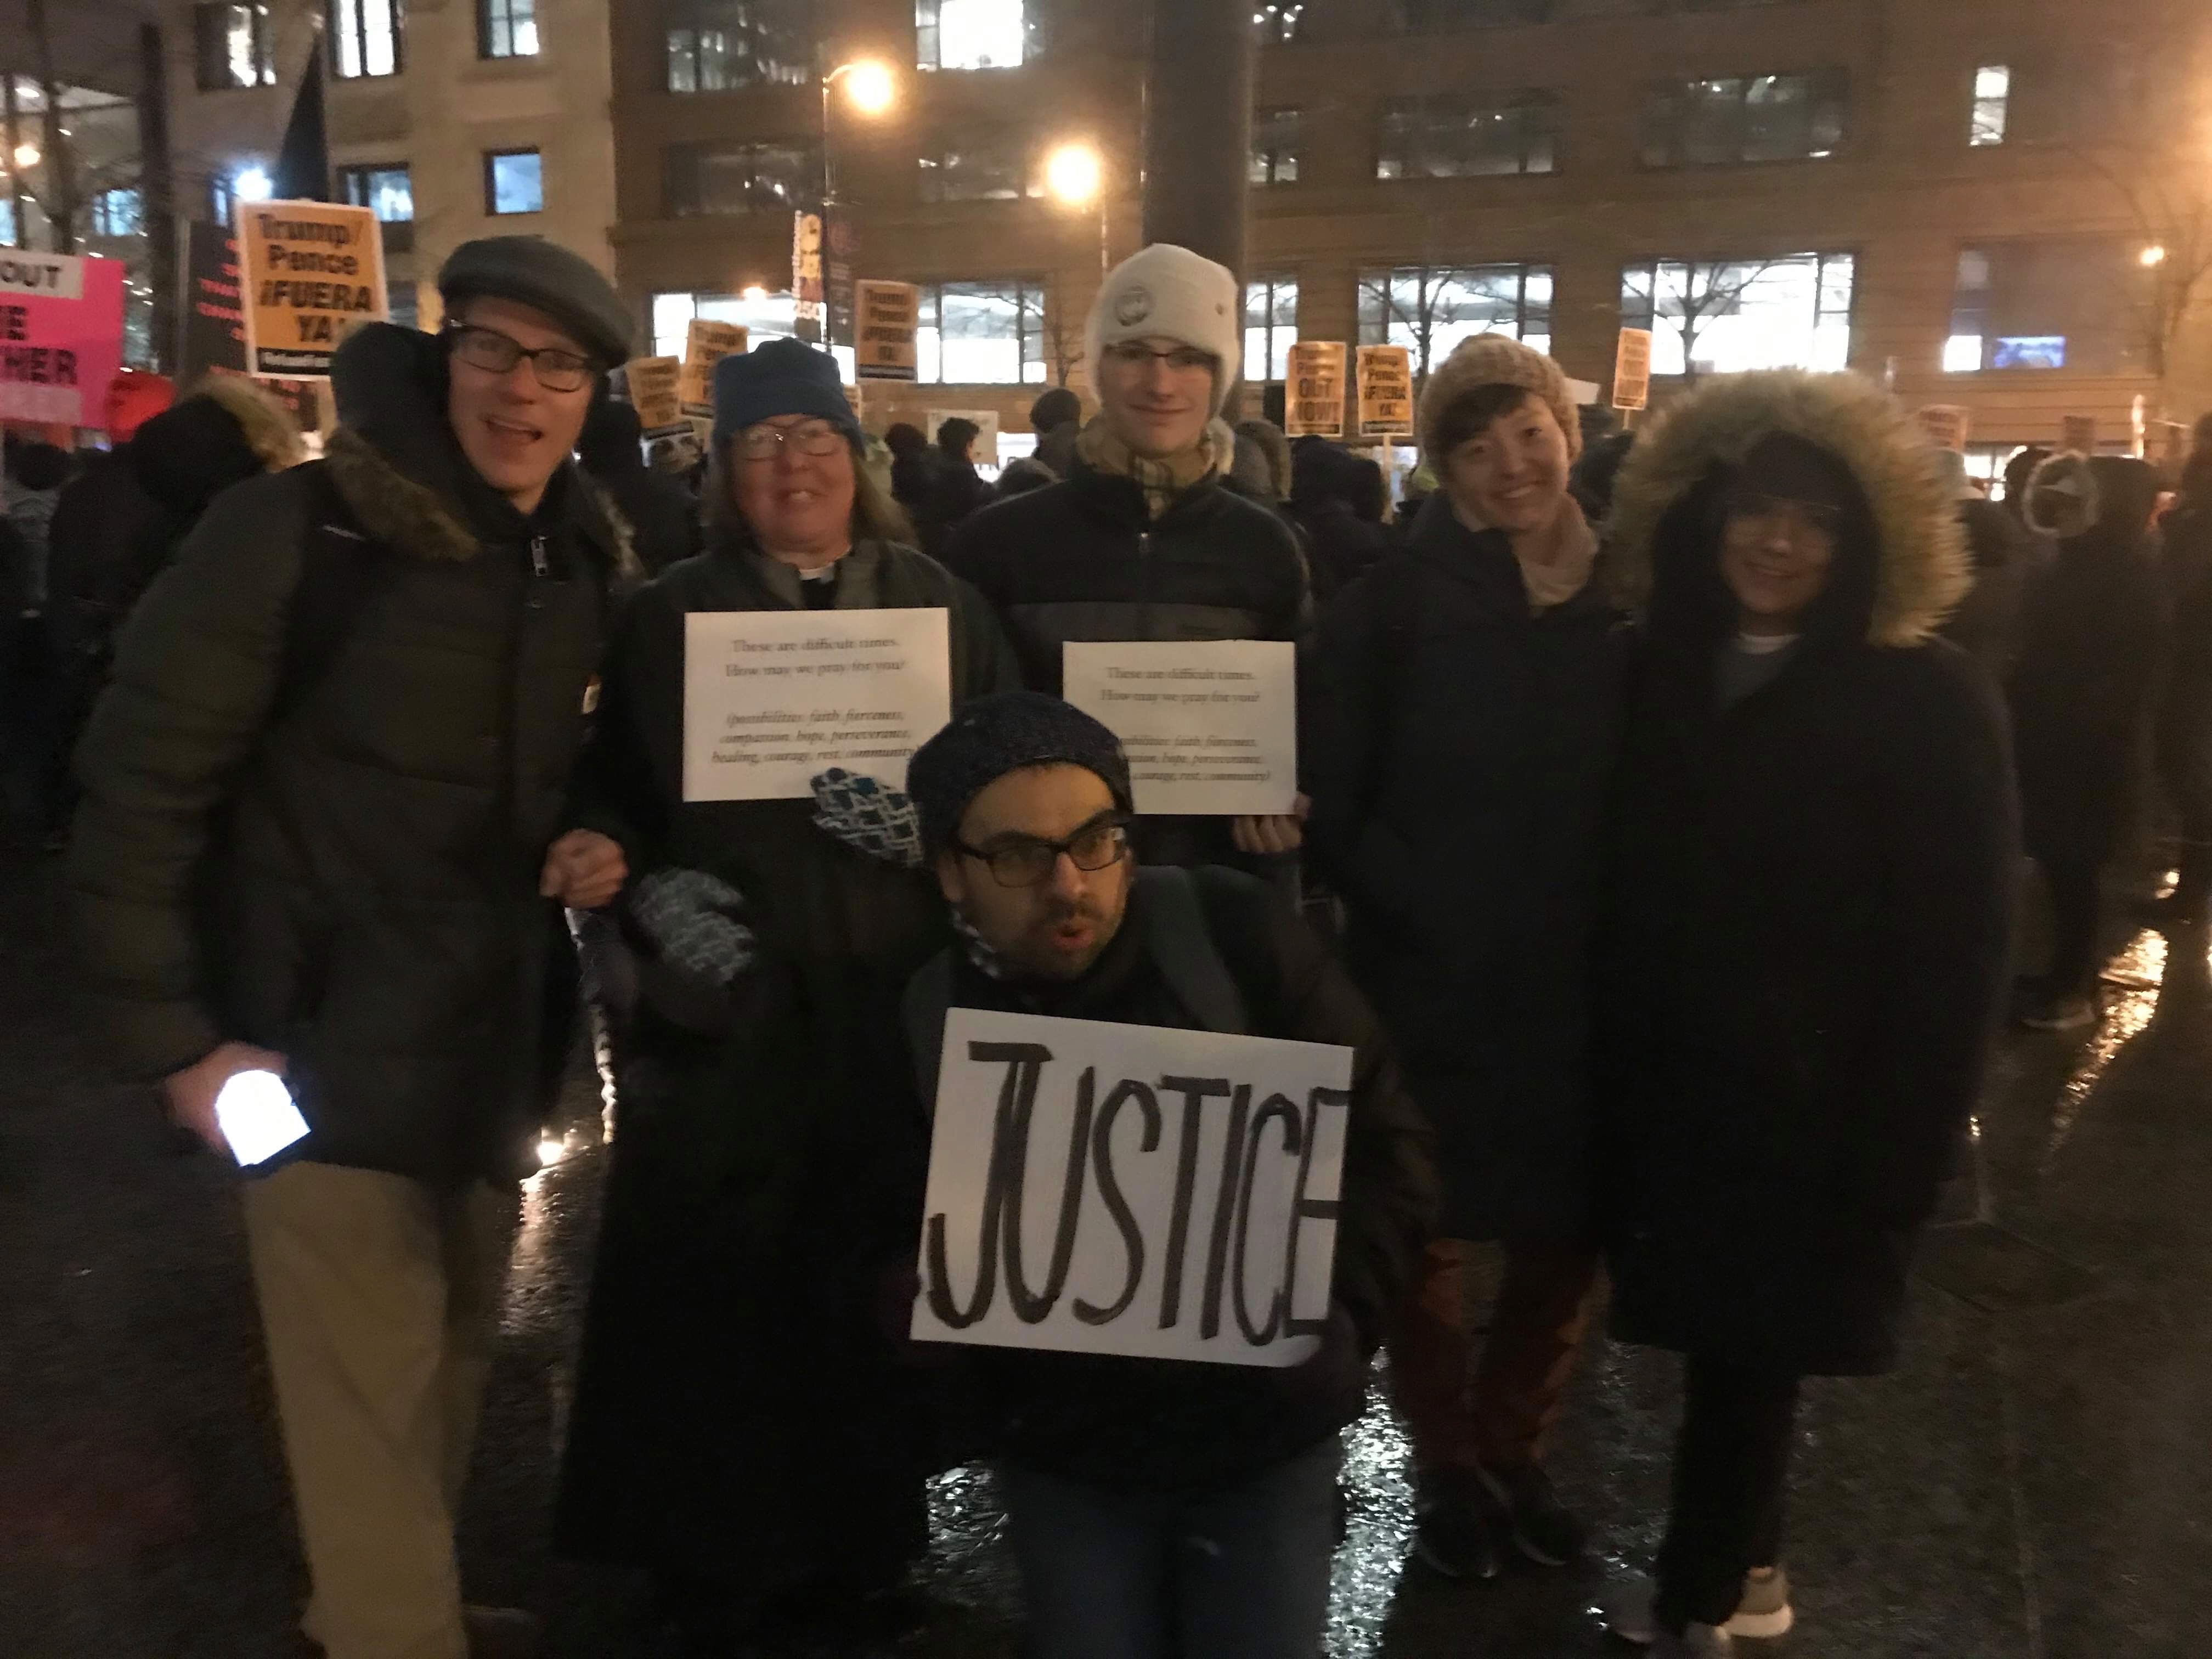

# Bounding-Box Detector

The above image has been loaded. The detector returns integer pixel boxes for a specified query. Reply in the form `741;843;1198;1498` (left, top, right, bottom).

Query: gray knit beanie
437;236;631;366
909;692;1135;856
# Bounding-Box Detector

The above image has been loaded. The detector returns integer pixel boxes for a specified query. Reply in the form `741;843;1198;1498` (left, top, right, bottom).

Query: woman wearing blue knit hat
555;336;1018;1650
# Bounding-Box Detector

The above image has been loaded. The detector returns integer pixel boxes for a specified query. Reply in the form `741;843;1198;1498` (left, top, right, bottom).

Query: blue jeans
998;1437;1343;1659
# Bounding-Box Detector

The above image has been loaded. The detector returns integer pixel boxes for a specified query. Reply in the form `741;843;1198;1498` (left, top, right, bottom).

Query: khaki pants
242;1161;516;1659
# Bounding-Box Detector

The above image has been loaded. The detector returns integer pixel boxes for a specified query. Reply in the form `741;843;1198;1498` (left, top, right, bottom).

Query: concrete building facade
161;0;618;336
165;0;2212;466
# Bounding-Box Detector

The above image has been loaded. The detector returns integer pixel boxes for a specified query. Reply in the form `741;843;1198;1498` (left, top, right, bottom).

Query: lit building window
1358;263;1552;377
917;0;1030;72
338;162;413;250
1252;3;1304;43
664;140;817;215
1946;239;2143;374
481;0;539;59
1249;109;1302;186
653;288;801;359
1244;275;1298;381
916;279;1047;382
330;0;403;78
486;148;544;215
1619;252;1856;377
1379;92;1558;178
194;4;276;91
89;188;142;238
1970;64;2010;146
664;0;810;92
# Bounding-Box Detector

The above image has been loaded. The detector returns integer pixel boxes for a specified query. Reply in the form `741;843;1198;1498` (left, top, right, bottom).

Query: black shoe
1474;1459;1588;1567
1411;1472;1502;1581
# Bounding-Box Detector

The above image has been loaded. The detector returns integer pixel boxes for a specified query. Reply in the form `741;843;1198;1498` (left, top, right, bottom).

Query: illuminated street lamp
2141;244;2170;268
1044;141;1109;274
821;58;898;201
11;142;35;170
234;166;274;202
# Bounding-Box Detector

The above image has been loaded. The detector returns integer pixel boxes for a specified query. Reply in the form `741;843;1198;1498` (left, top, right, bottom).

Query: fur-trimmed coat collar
1607;370;1969;647
323;424;640;578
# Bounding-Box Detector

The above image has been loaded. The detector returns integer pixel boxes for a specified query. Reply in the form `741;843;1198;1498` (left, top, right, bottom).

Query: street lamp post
820;58;896;206
811;58;895;350
1044;141;1108;274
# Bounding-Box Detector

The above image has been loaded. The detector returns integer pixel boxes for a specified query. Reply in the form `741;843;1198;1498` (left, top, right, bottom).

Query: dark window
485;148;544;215
480;0;538;58
1357;262;1553;377
330;0;404;78
338;162;414;251
918;128;1034;203
916;279;1047;383
195;4;276;89
1945;239;2145;375
1639;72;1846;166
1393;0;1554;32
1379;92;1558;177
388;279;419;330
664;0;811;91
1253;3;1305;43
1249;109;1303;186
665;140;817;215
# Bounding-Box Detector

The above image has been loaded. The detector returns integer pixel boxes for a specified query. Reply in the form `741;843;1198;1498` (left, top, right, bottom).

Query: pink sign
0;251;126;430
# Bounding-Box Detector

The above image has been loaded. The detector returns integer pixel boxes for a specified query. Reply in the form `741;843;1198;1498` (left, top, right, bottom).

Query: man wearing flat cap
73;236;642;1657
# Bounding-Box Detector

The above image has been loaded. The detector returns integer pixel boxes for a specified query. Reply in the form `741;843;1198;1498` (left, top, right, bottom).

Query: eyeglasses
443;324;597;393
733;420;848;463
1726;492;1844;541
954;815;1133;888
1101;342;1216;376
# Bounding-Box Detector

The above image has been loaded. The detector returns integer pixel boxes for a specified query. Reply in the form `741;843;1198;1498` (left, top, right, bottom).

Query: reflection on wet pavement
9;851;2212;1656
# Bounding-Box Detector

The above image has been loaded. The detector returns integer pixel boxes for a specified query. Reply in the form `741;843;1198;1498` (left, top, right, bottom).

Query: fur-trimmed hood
193;372;309;472
321;321;639;578
1609;370;1970;648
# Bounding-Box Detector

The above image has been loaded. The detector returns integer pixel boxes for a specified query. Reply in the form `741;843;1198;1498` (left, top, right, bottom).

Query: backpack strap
1136;866;1250;1036
902;950;956;1112
272;462;390;726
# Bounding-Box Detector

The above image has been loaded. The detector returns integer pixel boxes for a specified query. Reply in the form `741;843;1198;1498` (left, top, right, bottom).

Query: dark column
1138;0;1254;281
28;0;74;253
139;24;177;374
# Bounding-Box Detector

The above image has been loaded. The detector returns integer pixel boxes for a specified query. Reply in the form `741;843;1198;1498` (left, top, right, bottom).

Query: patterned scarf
1077;415;1226;520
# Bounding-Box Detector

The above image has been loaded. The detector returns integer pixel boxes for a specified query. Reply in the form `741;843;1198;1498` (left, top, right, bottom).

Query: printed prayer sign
681;607;951;800
0;250;123;427
1062;640;1298;816
235;199;387;378
912;1008;1351;1368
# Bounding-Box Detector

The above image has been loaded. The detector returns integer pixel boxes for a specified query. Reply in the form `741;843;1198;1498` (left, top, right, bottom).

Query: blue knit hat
909;691;1135;856
711;337;861;450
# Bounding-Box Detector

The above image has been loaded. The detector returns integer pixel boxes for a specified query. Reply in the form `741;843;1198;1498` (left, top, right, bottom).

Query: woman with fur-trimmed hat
1305;332;1626;1582
1592;372;2017;1656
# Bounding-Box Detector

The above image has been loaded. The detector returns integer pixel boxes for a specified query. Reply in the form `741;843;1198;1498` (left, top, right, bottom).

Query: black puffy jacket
71;324;636;1184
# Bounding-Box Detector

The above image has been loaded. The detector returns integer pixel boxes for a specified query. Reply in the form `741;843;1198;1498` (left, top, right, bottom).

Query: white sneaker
1602;1571;1795;1645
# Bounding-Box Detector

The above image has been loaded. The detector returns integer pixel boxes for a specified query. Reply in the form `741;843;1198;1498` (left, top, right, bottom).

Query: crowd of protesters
33;220;2212;1659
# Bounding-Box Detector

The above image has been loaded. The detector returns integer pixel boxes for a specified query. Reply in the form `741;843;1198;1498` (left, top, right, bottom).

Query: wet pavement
5;844;2211;1659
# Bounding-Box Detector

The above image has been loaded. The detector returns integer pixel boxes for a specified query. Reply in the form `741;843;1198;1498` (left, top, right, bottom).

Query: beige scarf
1454;493;1599;613
1077;415;1226;520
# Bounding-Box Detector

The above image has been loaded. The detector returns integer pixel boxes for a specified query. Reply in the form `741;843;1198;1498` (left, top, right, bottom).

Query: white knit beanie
1084;244;1243;416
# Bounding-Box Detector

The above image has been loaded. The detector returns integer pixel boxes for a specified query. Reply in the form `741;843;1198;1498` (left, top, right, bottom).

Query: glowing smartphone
213;1069;311;1167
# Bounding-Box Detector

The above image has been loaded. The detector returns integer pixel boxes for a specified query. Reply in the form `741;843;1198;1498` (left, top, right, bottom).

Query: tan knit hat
1419;334;1582;466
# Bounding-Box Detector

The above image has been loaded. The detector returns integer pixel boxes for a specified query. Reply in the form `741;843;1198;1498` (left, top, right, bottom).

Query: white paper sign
1062;640;1297;816
682;607;951;800
912;1007;1352;1368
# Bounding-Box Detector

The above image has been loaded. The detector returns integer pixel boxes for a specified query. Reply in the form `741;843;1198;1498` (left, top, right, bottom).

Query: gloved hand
810;768;924;868
628;868;757;986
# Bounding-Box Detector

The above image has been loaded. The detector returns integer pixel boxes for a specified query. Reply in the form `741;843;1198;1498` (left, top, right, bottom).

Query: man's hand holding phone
165;1042;295;1163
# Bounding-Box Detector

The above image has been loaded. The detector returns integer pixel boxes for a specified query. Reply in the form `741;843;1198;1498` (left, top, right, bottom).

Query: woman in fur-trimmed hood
1591;371;2018;1656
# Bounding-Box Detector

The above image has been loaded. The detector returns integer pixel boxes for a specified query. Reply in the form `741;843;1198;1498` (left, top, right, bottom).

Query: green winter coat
70;323;637;1184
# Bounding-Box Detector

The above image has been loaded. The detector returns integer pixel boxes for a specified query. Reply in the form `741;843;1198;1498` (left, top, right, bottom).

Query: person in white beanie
944;243;1311;875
